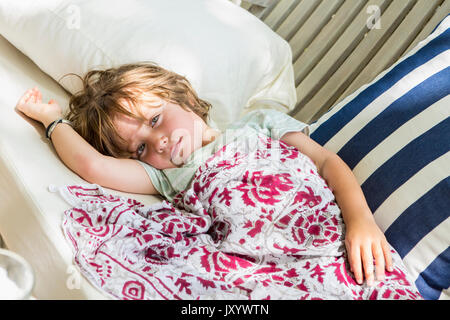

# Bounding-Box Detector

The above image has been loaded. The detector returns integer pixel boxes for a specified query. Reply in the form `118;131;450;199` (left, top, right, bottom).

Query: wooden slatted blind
241;0;449;123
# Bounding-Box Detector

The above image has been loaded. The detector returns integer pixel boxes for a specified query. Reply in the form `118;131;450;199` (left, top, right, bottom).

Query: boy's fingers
382;241;394;272
23;89;32;101
17;93;27;106
29;88;37;103
33;88;41;103
36;89;42;102
362;245;374;286
372;242;385;281
348;245;363;284
18;89;33;106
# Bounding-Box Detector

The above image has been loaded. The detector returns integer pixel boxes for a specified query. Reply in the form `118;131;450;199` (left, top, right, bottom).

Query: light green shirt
138;108;309;202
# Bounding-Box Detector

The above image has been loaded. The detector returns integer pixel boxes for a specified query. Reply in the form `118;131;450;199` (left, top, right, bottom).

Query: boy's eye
151;114;160;127
137;143;145;157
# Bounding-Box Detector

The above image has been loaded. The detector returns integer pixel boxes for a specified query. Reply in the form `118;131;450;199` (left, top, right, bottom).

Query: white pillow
0;0;296;130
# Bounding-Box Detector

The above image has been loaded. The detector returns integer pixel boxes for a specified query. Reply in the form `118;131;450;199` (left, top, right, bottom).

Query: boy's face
113;97;208;169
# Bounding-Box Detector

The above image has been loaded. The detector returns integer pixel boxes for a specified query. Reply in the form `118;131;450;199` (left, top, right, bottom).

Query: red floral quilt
54;134;421;299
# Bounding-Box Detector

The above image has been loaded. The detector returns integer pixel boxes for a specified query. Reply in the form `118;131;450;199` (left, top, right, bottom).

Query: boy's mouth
170;136;183;162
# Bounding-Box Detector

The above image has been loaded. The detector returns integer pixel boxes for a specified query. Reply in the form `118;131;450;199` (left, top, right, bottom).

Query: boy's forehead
120;95;164;115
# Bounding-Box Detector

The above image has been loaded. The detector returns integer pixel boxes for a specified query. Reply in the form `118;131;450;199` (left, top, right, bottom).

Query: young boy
16;62;394;288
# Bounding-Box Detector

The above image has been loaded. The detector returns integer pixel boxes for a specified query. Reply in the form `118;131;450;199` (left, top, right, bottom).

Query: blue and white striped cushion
309;15;450;300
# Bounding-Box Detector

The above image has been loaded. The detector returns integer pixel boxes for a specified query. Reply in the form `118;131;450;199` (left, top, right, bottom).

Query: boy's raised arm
16;88;158;195
50;122;157;195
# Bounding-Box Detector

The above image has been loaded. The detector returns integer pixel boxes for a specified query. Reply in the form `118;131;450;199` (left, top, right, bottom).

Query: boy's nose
156;136;168;153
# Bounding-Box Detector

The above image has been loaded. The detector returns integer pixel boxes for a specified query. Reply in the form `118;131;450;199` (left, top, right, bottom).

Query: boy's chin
170;147;191;167
170;155;185;167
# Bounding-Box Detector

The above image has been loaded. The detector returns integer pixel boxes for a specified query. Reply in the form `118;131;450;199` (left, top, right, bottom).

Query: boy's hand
345;213;393;286
16;87;63;128
280;131;394;287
